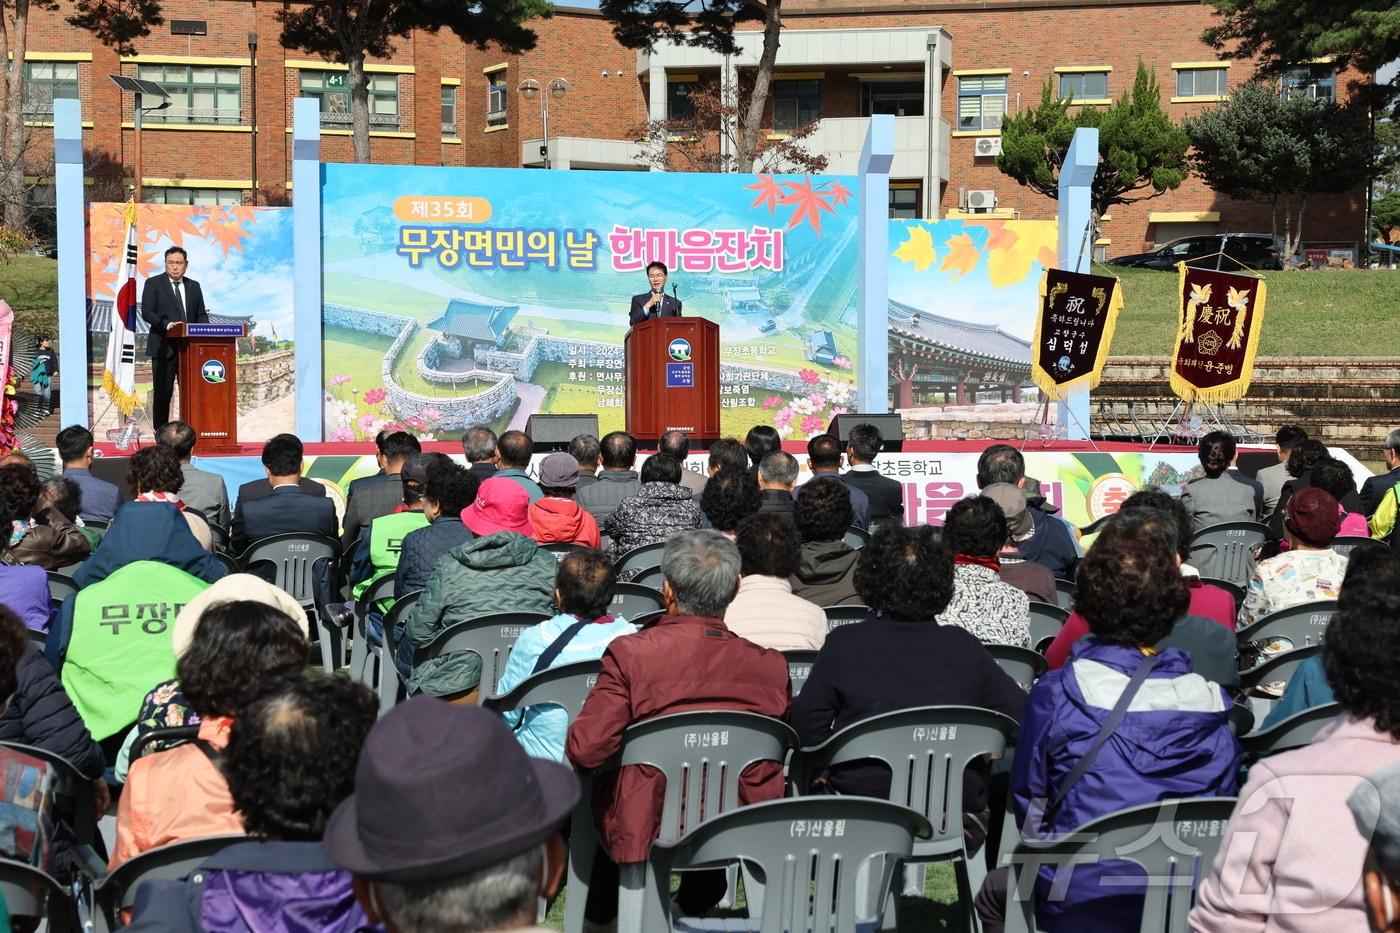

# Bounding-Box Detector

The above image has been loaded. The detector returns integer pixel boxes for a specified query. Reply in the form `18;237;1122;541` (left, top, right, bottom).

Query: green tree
1185;82;1376;265
996;62;1188;246
1375;190;1400;243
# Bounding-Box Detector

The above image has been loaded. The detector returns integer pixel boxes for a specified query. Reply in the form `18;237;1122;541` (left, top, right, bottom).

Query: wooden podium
625;317;721;442
168;322;248;453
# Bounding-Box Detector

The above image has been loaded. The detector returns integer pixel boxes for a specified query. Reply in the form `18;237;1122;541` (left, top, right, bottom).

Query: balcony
318;111;402;132
797;115;950;182
142;107;243;126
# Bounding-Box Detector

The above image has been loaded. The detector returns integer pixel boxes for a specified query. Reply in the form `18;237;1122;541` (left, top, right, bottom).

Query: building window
143;187;243;206
1282;66;1335;102
441;85;458;137
136;64;242;125
772;79;820;133
860;80;924;117
23;62;79;120
667;81;696;121
487;72;507;126
957;76;1007;131
1058;70;1109;101
1175;67;1227;98
889;184;921;219
300;70;400;130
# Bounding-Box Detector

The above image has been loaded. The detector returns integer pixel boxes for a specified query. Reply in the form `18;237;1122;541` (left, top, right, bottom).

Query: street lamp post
518;77;569;169
109;75;171;202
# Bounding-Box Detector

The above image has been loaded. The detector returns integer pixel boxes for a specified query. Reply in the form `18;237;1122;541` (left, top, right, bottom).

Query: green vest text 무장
351;510;429;601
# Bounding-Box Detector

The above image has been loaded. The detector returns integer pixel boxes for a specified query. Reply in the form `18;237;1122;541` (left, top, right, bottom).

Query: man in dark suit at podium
140;246;209;428
628;261;683;326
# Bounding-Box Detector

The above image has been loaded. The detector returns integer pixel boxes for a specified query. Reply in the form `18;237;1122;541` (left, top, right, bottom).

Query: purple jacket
1013;640;1240;932
0;563;51;632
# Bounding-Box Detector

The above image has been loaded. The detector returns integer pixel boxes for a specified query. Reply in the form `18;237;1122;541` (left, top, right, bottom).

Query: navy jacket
0;646;105;779
841;468;904;523
63;468;121;524
799;473;870;530
1017;507;1079;581
394;516;473;598
231;485;338;554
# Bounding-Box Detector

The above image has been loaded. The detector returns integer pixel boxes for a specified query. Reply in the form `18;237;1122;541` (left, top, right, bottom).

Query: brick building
19;0;1367;256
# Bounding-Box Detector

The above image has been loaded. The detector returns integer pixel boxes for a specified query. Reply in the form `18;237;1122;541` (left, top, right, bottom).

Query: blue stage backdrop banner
321;165;859;442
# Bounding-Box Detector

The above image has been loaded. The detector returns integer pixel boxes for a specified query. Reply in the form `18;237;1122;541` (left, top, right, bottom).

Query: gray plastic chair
565;710;798;933
483;658;602;724
782;649;819;696
239;532;341;669
1240;701;1340;759
349;575;397;687
1053;579;1076;612
1002;796;1238;933
0;859;72;930
843;526;871;550
1329;535;1387;560
544;542;588;562
1236;644;1323;723
986;645;1049;691
609;582;667;622
130;725;201;761
1198;577;1245;615
411;611;548;697
94;834;245;929
792;705;1018;931
616;542;666;586
1236;600;1337;664
378;591;422;714
47;571;78;607
1027;602;1070;653
649;797;933;933
1188;522;1268;589
824;604;870;632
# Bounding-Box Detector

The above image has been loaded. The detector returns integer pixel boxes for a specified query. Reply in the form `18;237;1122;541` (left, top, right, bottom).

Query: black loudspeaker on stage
825;414;905;453
525;414;601;452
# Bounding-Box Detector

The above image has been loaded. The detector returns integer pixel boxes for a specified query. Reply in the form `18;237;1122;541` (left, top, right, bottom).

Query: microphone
650;286;663;318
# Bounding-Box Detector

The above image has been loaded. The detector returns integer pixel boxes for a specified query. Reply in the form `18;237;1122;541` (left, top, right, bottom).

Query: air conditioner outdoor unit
966;189;997;211
974;137;1003;157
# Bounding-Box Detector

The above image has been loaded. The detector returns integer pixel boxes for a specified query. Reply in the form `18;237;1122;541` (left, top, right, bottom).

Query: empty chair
608;582;667;622
987;644;1048;691
92;834;245;931
1240;701;1341;759
824;604;870;632
647;797;933;933
1235;600;1337;667
783;649;819;696
409;611;547;699
1188;521;1268;588
1001;797;1238;933
1027;601;1070;652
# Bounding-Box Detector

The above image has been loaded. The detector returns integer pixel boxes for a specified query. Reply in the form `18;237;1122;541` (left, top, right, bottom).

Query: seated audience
704;438;750;480
57;425;120;523
128;445;212;551
39;476;101;551
404;478;557;697
463;424;500;481
1045;508;1241;688
1181;430;1257;533
494;549;635;762
806;433;869;529
566;530;789;923
939;496;1031;647
327;701;576;933
111;599;309;867
1311;456;1369;537
395;459;476;598
976;445;1078;579
0;499;53;632
110;573;307;783
0;606;106;786
575;431;640;522
744;425;782;478
231;434;338;553
340;431;422;548
234;433;326;503
348;453;430;600
570;433;601;489
756;451;798;516
156;420;230;529
0;462;89;570
976;515;1240;933
1257;425;1307;519
71;489;224;590
979;482;1056;604
725;513;826;649
528;453;601;547
1240;487;1348;628
789;477;863;607
1268;438;1358;539
603;453;702;560
660;430;706;495
1346;760;1400;933
495;430;543;502
1361;427;1400;517
1191;544;1400;929
125;675;378;933
792;527;1024;811
841;423;904;525
699;466;761;538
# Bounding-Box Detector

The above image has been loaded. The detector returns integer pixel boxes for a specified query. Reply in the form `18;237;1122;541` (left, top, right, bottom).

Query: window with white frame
143;187;243;206
487;72;507;126
1281;66;1335;102
300;70;400;129
23;62;79;119
958;75;1007;131
136;64;242;125
441;85;458;136
1058;70;1109;100
1175;67;1227;98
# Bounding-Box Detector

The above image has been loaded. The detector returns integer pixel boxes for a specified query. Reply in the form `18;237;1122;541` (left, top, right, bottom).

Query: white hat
172;573;308;657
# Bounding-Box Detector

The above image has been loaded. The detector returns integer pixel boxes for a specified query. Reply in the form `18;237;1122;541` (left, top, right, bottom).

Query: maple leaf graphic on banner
940;232;980;279
826;182;852;207
893;225;937;272
745;175;786;213
141;204;204;247
777;177;836;234
201;208;250;255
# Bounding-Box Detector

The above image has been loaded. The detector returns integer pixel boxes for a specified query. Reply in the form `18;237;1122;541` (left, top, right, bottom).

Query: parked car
1107;233;1282;271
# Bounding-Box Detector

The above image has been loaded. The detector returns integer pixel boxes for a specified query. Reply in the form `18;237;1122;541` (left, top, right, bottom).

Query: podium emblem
200;360;227;384
668;339;692;362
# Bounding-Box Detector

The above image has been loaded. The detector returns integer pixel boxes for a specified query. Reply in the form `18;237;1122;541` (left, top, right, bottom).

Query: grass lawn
0;255;57;310
1107;266;1400;358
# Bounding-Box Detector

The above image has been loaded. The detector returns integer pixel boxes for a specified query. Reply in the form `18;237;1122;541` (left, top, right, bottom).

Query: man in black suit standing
840;423;905;526
140;246;208;428
627;261;682;326
231;433;338;553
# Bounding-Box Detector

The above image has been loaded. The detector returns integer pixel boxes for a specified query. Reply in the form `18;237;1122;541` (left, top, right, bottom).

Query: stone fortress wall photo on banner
85;203;296;442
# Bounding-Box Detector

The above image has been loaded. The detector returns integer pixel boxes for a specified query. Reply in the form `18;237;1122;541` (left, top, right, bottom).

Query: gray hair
662;530;741;617
569;433;600;466
371;844;543;933
758;451;799;488
1388;428;1400;455
462;426;498;463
